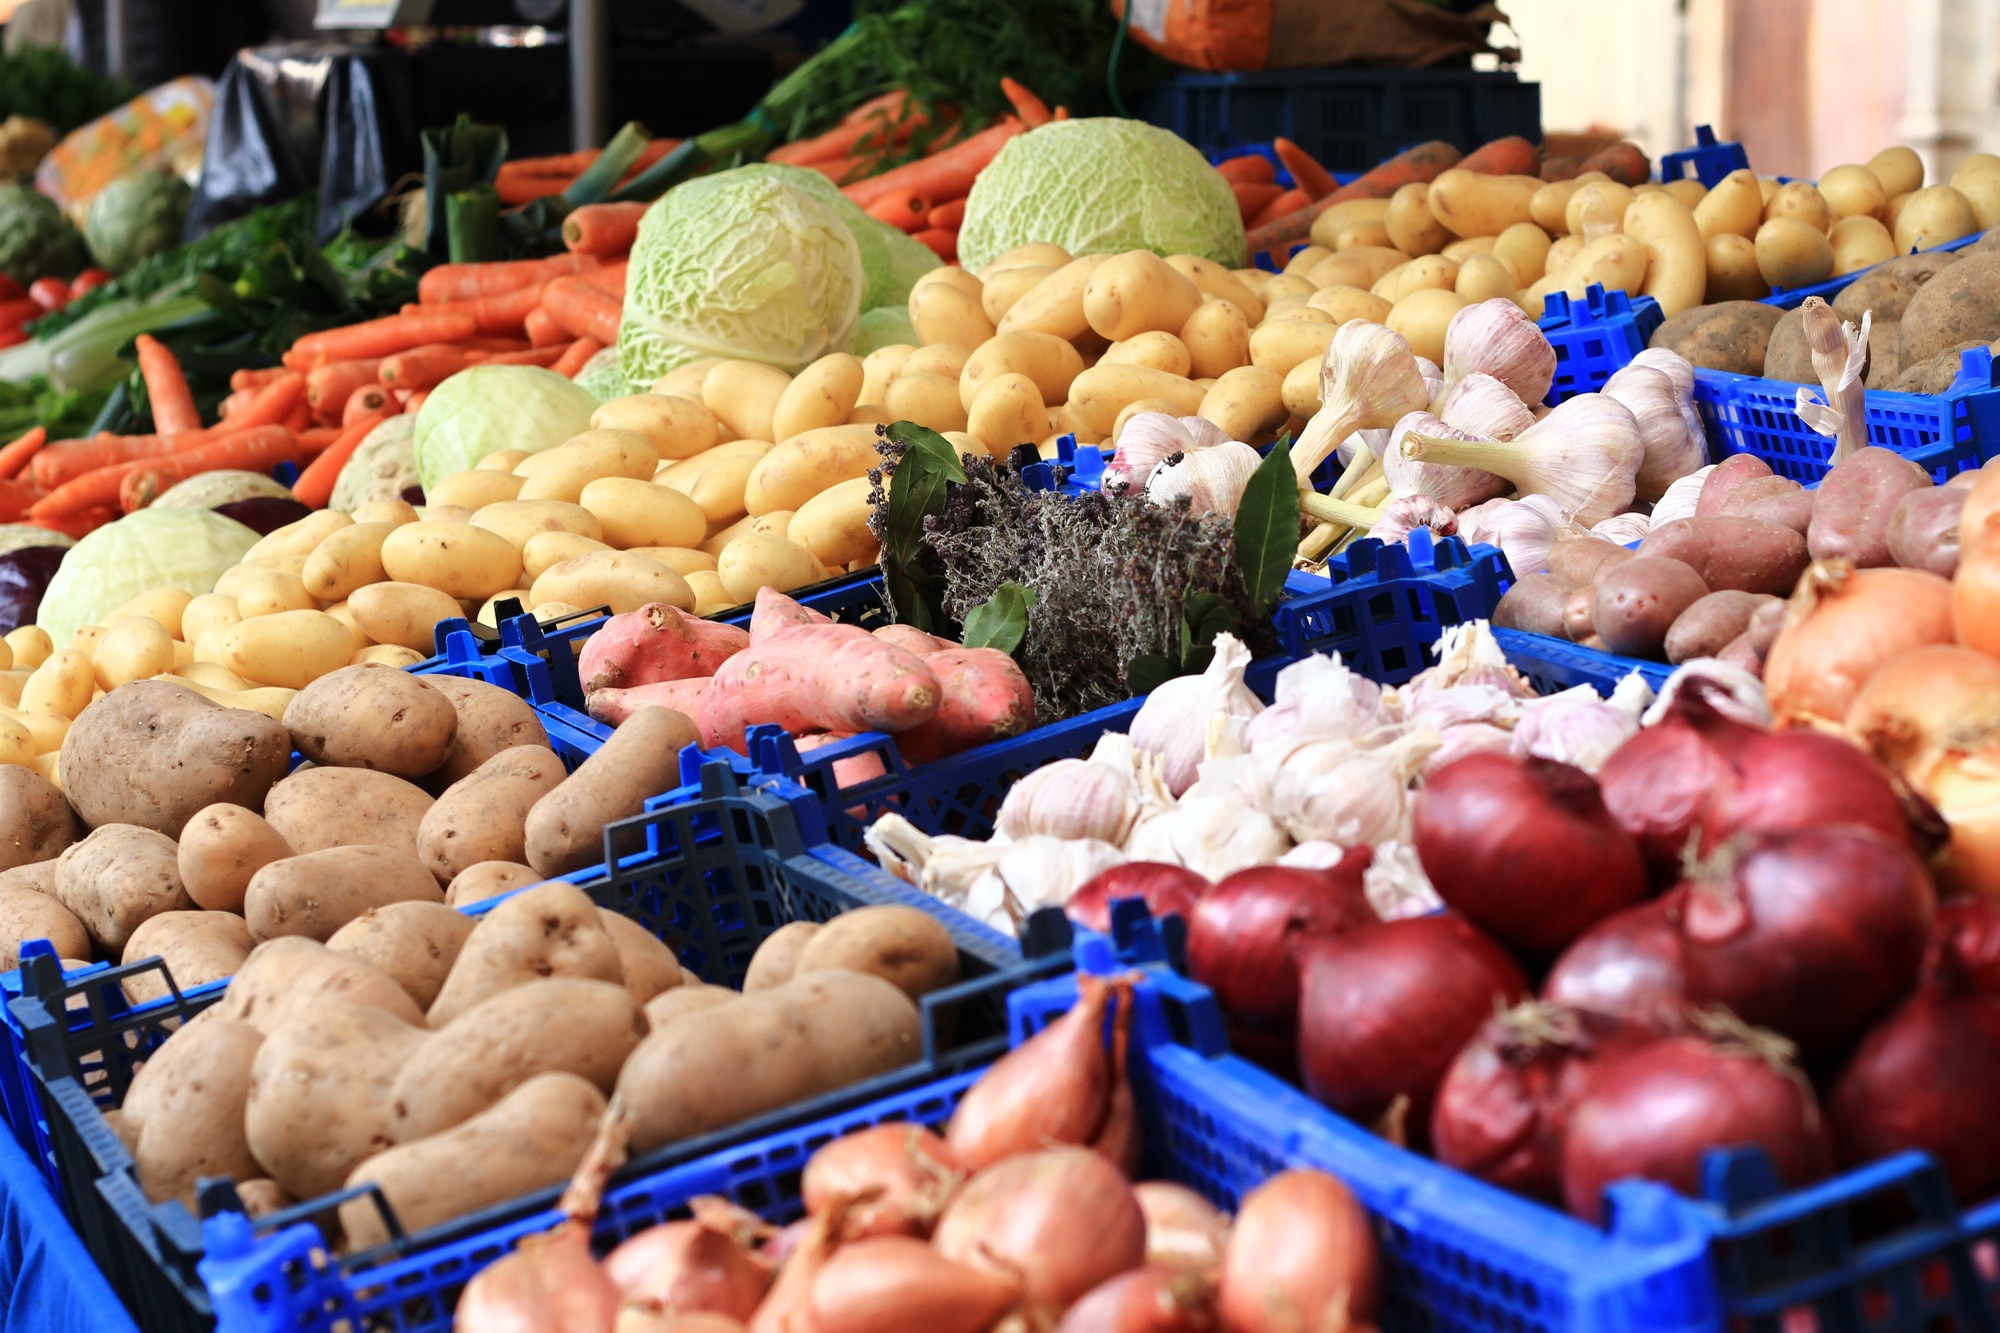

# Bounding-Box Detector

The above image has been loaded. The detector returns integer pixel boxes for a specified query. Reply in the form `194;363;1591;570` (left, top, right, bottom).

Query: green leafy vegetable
0;45;133;134
82;168;192;273
877;420;965;634
961;581;1036;654
1232;443;1302;619
0;376;108;442
421;115;509;259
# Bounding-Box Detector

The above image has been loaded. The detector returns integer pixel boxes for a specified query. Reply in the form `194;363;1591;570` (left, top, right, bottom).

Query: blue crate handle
1660;124;1751;187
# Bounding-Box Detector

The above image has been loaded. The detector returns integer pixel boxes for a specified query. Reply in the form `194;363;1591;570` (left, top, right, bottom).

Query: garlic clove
1439;299;1558;407
1436;371;1537;443
1453;493;1573;580
1509;686;1639;774
995;757;1140;846
1400;392;1644;528
1650;464;1713;525
1129;633;1266;796
1363;839;1444;920
1590;511;1651;545
1366;494;1459;546
1603;364;1704;504
1243;651;1388;758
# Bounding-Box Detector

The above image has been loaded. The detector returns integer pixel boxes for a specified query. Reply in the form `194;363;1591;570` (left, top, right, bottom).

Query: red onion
799;1124;967;1240
934;1147;1147;1325
1412;754;1647;955
1068;863;1212;934
798;1235;1023;1333
1296;914;1530;1137
1540;899;1689;1029
1186;858;1376;1037
947;974;1115;1169
1596;679;1761;875
1217;1169;1378;1333
1830;918;2000;1204
1055;1266;1219;1332
1678;827;1935;1053
1132;1183;1230;1276
1705;730;1912;851
1929;897;2000;994
1560;1015;1832;1221
602;1199;774;1320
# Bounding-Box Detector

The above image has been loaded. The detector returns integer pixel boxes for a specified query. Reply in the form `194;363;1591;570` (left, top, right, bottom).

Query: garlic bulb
1336;428;1390;468
1510;686;1639;773
963;836;1127;930
1270;730;1438;847
1278;841;1355;871
1643;658;1772;730
1366;495;1458;546
1290;321;1431;482
995;757;1139;844
864;814;1006;903
1363;840;1444;921
1438;372;1537;442
1126;789;1290;880
1383;411;1510;510
1104;413;1225;492
1651;464;1713;525
1628;346;1706;455
1417;356;1444;402
1604;364;1704;504
1423;721;1516;775
1404;682;1518;732
1439;299;1558;407
1120;750;1180;853
1402;619;1535;699
1400;393;1644;527
1145;439;1262;517
1244;651;1387;759
1129;633;1265;796
1590;511;1650;545
1454;494;1571;582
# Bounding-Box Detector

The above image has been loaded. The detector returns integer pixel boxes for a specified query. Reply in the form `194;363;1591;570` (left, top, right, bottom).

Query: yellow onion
1764;561;1955;730
1845;645;2000;790
1925;754;2000;900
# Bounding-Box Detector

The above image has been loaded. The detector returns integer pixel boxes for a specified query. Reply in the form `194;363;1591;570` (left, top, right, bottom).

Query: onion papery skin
1217;1169;1379;1333
1561;1029;1833;1221
1412;753;1647;956
798;1123;967;1240
602;1215;773;1320
947;974;1114;1170
1932;897;2000;994
1765;561;1955;731
1054;1266;1220;1333
456;1223;622;1333
1844;645;2000;791
798;1235;1022;1333
1133;1182;1231;1276
1706;731;1912;852
1926;753;2000;900
1541;898;1690;1029
1068;863;1213;935
1677;827;1936;1054
1596;682;1761;878
1186;860;1376;1037
1296;914;1530;1137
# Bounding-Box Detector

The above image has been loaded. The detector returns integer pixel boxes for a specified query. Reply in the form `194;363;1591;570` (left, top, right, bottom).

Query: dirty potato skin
326;901;477;1011
54;824;193;954
0;767;82;872
283;665;459;779
422;675;553;790
60;681;291;838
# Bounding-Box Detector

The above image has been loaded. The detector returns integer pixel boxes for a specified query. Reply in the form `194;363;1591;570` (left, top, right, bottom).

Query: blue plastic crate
1759;230;1982;310
1493;626;1674;697
1660;124;1751;188
9;764;1068;1333
1538;285;1664;403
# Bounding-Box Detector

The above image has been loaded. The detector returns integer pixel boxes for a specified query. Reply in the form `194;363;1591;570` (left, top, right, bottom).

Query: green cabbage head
746;163;941;314
413;365;600;492
957;119;1247;274
37;508;259;644
620;168;864;384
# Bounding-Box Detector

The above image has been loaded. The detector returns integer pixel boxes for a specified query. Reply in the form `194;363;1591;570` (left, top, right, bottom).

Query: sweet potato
587;678;715;733
1637;516;1810;595
747;586;832;643
698;624;942;752
873;625;955;656
577;602;749;695
791;732;890;790
891;648;1037;765
1808;447;1932;567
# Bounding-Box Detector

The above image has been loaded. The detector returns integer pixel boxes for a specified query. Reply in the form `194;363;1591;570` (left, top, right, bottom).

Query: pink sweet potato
793;731;891;790
873;624;956;656
578;602;749;694
588;679;716;742
892;648;1036;765
697;624;942;752
748;587;833;643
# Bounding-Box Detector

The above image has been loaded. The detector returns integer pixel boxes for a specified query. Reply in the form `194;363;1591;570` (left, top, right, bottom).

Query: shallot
798;1123;966;1240
1216;1169;1378;1333
1056;1266;1219;1332
947;974;1116;1169
603;1198;774;1321
797;1235;1021;1333
1133;1182;1231;1275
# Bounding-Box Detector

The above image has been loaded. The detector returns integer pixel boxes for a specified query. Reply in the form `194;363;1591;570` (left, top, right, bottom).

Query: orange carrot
543;278;622;346
1232;182;1285;222
229;366;290;393
30;431;209;488
417;255;600;307
581;262;628;297
298;426;341;452
480;345;569;368
1273;139;1340;201
999;78;1052;128
0;426;47;481
115;427;303;513
29;506;113;538
1245;139;1465;264
290;312;480;366
804;156;867;185
292;413;387;508
865;189;932;233
281;401;312;435
0;479;37;523
842;118;1024;208
1216;154;1277;186
550;337;603;379
767;91;914;166
305;359;384;423
445;283;551;338
524;305;568;348
460;336;534;353
217;388;256;420
927;198;967;230
1249;188;1311;229
404;391;429;415
135;335;202;435
381;344;480;391
343;383;394;426
562;202;647;256
30;426;281;519
231;373;308;430
1459;136;1543;178
911;229;958;263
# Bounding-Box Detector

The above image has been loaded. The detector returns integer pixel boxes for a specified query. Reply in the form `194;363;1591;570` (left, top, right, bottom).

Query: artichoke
0;181;88;286
82;168;192;274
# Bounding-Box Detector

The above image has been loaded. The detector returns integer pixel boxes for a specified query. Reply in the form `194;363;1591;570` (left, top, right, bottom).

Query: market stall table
0;1131;140;1333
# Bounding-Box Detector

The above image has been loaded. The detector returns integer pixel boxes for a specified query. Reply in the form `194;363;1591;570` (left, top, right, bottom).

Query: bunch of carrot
494;140;681;205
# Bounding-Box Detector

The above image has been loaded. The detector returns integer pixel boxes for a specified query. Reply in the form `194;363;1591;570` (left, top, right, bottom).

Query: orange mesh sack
1109;0;1513;74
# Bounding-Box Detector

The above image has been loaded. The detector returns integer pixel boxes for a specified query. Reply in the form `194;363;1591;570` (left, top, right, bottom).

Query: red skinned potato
698;624;942;752
1493;573;1576;638
1665;590;1778;664
578;602;749;694
1717;475;1814;535
1808;447;1933;567
1592;557;1710;658
892;649;1036;765
1886;482;1968;576
1637;516;1809;595
1695;453;1775;517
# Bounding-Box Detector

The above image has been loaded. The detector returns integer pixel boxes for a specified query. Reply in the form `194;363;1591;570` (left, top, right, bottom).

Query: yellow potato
675;449;763;527
1427;170;1539;238
1565;180;1634;239
352;645;426;668
883;372;968;435
1758;178;1779;204
942;431;991;458
966;373;1048;452
1306;199;1390;247
650;357;725;401
515;429;659;505
1623;190;1706;317
1543;233;1586;278
470;499;604;550
174;661;250;690
1704;233;1769;301
1895;184;1980;254
522;532;611;582
1304;248;1403;292
1165;255;1265;324
789;476;878;568
530;551;693;615
590;394;720;461
981;242;1071;275
1180;301;1252;380
959;330;1086;410
302;522;395;602
1820;164;1889;222
699;512;794;558
0;715;32;769
979;265;1052;325
1259;295;1318;323
1065;365;1204;435
5;626;51;670
1284;245;1333;277
771;353;865;443
105;588;192;638
1248;319;1338;375
1661;179;1707;209
352;498;419;526
1376;254;1458;303
1830;214;1897;276
0;669;27;707
1490;222;1552;286
1111;398;1181;445
1951;154;2000;230
476;450;532;474
347;583;466;653
909;281;995;350
744;424;882;516
1764;181;1832;234
94;617;174;691
1867;145;1925;197
1100;332;1192;377
2;706;66;756
219;611;355;689
1386;288;1467;364
655;437;772;491
428;470;523;511
717;534;822;603
1258;274;1318;303
1454;254;1517;304
246;511;353;564
621;547;716;577
20;649;91;718
700;362;793;444
380;522;523;601
578;478;706;550
1197;366;1286;442
1529;178;1587;236
1692;169;1764;241
857;344;916;407
1385;182;1451;256
1301;285;1389;327
424;505;473;524
1522;232;1649;318
1440;236;1496;263
997;255;1110;340
1754;217;1836;289
683;571;734;615
903;344;968;381
233;568;316;619
1081;252;1204;343
1281;358;1323;417
1884;190;1915;234
1330;219;1394;251
173;679;296;722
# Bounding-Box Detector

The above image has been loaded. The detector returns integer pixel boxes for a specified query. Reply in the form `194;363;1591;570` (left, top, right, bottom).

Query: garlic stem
1299;521;1340;561
1351;475;1391;508
1302;492;1386;528
1326;444;1376;501
1291;405;1364;485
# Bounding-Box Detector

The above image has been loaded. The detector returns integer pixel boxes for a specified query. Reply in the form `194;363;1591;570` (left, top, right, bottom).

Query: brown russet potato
54;824;193;954
522;707;695;877
176;804;294;914
420;675;554;791
216;937;425;1034
0;885;88;970
426;881;624;1026
416;745;566;884
244;845;444;943
282;665;459;779
263;767;435;862
743;920;821;992
597;909;684;1005
60;681;291;838
326;901;478;1011
790;905;961;1004
0;766;82;872
444;860;544;908
119;910;255;1006
126;1014;264;1208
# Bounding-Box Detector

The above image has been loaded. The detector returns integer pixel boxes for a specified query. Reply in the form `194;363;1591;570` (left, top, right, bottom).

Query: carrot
28;506;113;538
290;311;480;366
382;344;480;391
30;431;207;488
417;254;600;306
115;427;303;513
217;388;254;419
550;337;604;379
305;359;384;423
281;401;312;435
543;277;622;346
292;413;387;508
1245;139;1464;265
911;229;958;263
0;478;37;523
502;149;600;178
865;189;932;234
1233;182;1285;222
343;383;394;426
460;336;534;353
231;373;308;430
927;198;967;230
298;426;342;452
562;202;647;256
525;306;568;348
496;176;570;205
135;335;202;435
1273;139;1340;201
1216;155;1277;186
229;366;290;393
1578;141;1650;186
842;118;1025;208
29;426;275;519
480;345;570;368
581;262;628;297
1249;188;1311;229
804;156;867;186
0;426;47;481
767;91;913;166
404;391;430;415
1458;135;1543;178
999;78;1052;128
1052;106;1069;121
